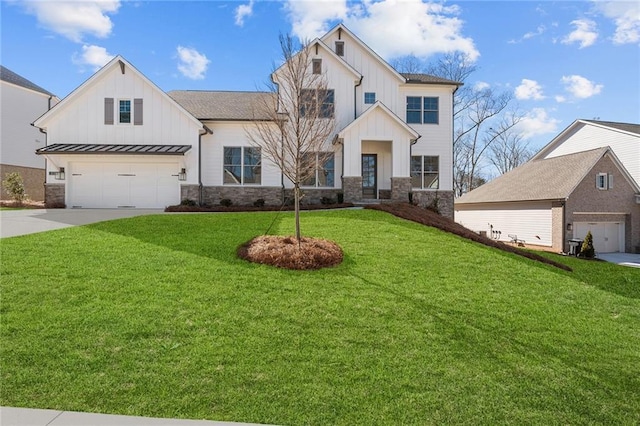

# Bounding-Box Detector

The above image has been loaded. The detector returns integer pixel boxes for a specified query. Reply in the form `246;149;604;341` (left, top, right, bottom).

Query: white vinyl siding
455;202;553;247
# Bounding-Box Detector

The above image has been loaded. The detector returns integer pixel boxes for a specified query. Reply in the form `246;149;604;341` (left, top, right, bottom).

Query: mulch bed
166;203;354;213
365;203;572;272
237;235;344;270
0;200;45;209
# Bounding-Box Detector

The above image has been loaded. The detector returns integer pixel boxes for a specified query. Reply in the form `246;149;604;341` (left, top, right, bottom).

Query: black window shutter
134;98;143;125
104;98;114;125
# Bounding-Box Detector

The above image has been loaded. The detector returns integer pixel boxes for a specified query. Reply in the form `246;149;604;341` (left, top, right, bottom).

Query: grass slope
1;209;639;425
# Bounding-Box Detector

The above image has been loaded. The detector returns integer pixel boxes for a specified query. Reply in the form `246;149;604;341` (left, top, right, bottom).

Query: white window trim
118;98;132;125
301;152;335;188
411;155;439;190
223;146;262;186
596;172;608;190
406;96;439;125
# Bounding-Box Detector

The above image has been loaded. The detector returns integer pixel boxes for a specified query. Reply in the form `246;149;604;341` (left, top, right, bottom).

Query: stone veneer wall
201;186;284;206
180;185;200;203
283;188;344;205
342;177;363;202
391;177;412;202
44;183;65;208
412;190;455;219
0;164;45;201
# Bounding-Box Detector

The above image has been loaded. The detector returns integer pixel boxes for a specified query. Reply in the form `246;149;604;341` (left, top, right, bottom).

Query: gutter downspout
198;125;213;206
354;76;363;119
31;123;48;205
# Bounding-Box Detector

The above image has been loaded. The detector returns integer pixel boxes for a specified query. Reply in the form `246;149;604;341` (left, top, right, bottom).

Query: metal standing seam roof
401;73;462;86
168;90;277;121
456;147;611;204
0;65;56;97
36;144;192;155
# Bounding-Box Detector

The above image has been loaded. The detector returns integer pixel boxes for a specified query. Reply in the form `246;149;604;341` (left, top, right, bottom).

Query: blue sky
2;0;639;151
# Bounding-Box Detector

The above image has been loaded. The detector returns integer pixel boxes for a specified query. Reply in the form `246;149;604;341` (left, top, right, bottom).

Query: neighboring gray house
1;65;59;201
455;147;640;254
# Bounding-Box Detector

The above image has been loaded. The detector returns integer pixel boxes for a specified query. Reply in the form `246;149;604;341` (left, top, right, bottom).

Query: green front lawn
1;210;639;424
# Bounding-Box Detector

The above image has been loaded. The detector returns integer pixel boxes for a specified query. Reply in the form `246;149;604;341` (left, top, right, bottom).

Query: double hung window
223;147;261;185
406;96;439;124
411;156;439;189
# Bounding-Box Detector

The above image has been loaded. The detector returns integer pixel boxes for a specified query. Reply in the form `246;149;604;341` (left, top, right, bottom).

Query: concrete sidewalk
0;209;164;238
0;407;272;426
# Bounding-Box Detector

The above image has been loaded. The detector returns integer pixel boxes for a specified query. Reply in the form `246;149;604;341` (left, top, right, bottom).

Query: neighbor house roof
582;120;640;135
0;65;56;97
168;90;276;121
36;144;192;155
457;147;614;204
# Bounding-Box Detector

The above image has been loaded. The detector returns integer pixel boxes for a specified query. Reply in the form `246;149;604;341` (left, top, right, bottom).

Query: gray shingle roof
456;147;609;204
583;120;640;135
36;144;191;155
1;65;55;97
401;73;462;86
168;90;276;121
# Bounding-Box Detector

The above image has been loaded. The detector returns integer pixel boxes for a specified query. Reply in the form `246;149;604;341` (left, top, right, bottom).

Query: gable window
364;92;376;104
300;88;335;118
411;156;439;189
312;59;322;74
302;152;335;187
335;41;344;56
119;99;131;124
406;96;439;124
596;172;613;190
224;147;261;185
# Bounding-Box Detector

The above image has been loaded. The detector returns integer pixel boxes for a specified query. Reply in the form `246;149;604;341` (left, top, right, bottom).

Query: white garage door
69;162;180;208
574;222;622;253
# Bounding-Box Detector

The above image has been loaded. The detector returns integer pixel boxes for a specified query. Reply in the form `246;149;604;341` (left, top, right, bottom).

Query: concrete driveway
1;209;165;238
597;252;640;268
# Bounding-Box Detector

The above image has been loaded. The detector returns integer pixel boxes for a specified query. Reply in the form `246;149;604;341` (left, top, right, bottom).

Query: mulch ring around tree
238;235;343;270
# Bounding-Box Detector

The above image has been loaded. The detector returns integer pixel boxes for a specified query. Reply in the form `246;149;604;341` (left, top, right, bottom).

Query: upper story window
411;156;439;189
596;173;613;190
335;41;344;56
364;92;376;104
406;96;439;124
312;59;322;74
223;147;261;185
300;89;335;118
104;98;143;125
302;152;335;187
119;100;131;124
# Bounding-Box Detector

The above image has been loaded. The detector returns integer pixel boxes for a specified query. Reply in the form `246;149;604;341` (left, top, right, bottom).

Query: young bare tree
247;34;336;242
489;128;533;175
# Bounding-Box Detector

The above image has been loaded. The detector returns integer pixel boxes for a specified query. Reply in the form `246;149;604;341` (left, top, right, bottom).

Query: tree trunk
294;184;301;245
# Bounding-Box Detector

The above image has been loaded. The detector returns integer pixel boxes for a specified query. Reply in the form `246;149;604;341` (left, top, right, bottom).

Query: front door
362;154;377;198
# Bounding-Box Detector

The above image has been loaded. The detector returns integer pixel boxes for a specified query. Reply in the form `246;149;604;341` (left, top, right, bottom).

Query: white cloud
593;1;640;44
176;46;210;80
72;44;114;71
284;0;479;61
509;25;546;44
22;0;120;43
474;81;490;91
515;79;545;101
516;108;560;139
235;1;254;27
561;75;603;99
562;19;598;48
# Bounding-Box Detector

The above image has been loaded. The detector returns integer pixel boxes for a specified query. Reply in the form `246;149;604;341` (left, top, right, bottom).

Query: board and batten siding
542;124;640;185
455;201;554;247
201;121;281;187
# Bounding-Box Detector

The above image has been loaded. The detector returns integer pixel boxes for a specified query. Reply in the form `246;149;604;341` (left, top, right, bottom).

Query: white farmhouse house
1;66;59;201
34;24;461;215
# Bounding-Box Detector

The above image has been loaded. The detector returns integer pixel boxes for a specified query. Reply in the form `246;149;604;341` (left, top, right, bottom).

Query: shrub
180;199;197;206
253;198;265;207
220;198;233;207
579;231;595;258
2;172;27;205
321;196;336;205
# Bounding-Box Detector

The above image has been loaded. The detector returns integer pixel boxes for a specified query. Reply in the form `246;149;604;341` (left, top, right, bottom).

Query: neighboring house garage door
68;162;179;208
574;222;623;253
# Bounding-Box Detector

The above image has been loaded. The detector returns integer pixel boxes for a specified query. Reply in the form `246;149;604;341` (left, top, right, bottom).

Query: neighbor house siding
455;201;554;247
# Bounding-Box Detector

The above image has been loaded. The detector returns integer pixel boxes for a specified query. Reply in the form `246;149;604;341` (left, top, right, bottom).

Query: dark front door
362;154;377;198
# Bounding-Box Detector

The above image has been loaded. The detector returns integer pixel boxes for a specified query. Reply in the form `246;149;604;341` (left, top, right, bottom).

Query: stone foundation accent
379;189;391;200
284;188;344;205
343;176;362;202
412;190;454;219
391;177;412;202
202;186;284;206
180;185;200;204
0;164;45;202
44;183;65;208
